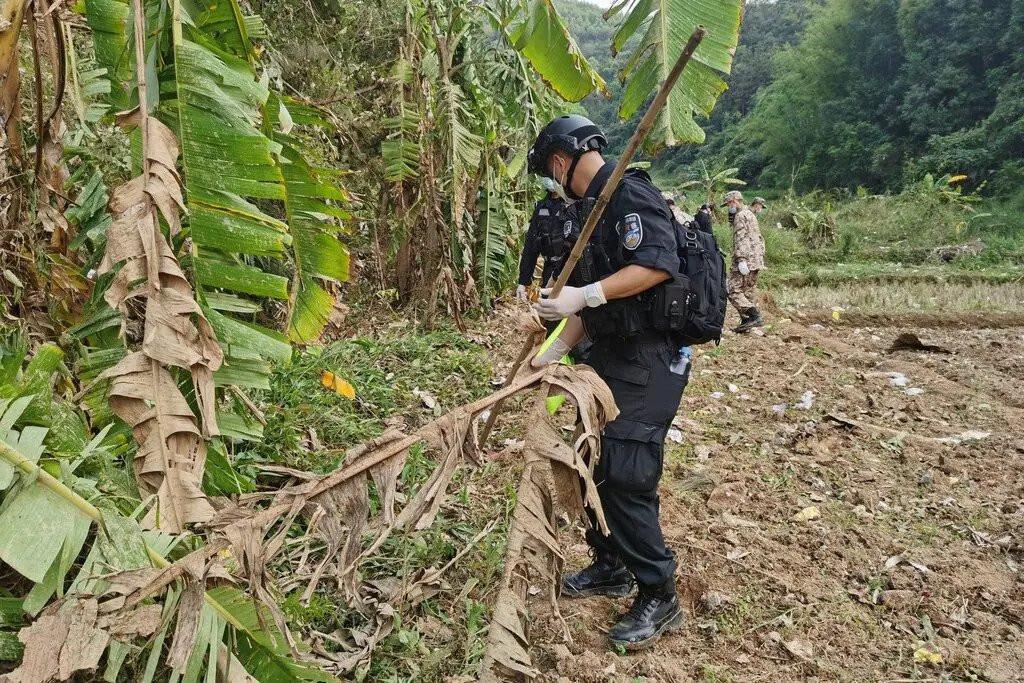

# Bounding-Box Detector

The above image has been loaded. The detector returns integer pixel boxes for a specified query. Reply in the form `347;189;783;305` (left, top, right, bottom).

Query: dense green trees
738;0;1023;194
561;0;1023;196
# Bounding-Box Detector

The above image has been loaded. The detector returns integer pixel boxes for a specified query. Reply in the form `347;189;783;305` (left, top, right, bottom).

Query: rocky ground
525;310;1024;682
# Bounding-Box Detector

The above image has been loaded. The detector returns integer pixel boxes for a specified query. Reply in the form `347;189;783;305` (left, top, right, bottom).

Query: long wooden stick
479;26;708;445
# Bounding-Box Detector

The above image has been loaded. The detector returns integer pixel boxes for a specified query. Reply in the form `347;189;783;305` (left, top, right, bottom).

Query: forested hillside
561;0;1024;196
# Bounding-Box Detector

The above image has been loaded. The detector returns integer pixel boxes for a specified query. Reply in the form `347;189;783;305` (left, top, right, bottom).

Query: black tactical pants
584;333;689;589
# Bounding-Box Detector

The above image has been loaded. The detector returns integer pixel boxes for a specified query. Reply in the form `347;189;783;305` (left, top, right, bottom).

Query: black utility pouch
649;277;691;333
582;298;647;340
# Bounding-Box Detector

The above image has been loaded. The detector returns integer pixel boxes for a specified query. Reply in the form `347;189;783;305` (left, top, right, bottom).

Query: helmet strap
563;151;585;200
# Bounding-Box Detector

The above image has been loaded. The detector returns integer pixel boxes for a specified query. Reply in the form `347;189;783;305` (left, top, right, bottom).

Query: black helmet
527;114;607;178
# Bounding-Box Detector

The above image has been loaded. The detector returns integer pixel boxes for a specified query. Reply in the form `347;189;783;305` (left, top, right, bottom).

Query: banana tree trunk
1;0;26;232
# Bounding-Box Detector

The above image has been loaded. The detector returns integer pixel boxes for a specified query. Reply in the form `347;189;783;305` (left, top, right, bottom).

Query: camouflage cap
753;196;768;207
720;190;744;207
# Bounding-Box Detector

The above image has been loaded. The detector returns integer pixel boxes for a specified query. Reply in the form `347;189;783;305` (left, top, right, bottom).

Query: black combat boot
731;309;751;333
561;554;635;598
608;581;684;650
735;307;764;333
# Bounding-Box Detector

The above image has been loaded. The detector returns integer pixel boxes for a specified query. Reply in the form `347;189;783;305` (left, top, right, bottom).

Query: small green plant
677;161;747;209
906;173;983;212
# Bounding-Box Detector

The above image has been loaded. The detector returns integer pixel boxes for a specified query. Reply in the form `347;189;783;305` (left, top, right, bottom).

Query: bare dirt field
526;308;1024;682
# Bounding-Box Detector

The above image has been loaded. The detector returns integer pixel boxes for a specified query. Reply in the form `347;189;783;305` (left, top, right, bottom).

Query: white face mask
550;156;575;201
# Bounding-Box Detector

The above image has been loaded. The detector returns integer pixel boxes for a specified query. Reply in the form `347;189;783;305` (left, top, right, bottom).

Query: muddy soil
525;313;1024;682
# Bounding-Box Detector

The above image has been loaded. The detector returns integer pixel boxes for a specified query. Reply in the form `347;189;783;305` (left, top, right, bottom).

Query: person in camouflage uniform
721;190;765;332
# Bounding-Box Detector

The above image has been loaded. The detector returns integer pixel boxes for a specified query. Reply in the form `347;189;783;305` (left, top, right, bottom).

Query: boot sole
562;583;636;599
610;606;685;651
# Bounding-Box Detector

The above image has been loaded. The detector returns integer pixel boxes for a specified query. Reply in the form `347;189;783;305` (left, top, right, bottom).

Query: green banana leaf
607;0;743;150
510;0;607;102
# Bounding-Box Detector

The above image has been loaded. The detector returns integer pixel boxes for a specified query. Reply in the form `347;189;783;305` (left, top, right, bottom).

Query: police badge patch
563;220;573;238
620;213;643;250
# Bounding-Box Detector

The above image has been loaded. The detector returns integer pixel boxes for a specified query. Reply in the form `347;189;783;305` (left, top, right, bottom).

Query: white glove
533;283;606;321
738;260;751;276
515;284;528;301
531;337;572;368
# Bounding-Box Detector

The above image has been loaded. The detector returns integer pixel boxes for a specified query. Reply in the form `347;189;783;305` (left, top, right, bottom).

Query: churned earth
524;308;1024;682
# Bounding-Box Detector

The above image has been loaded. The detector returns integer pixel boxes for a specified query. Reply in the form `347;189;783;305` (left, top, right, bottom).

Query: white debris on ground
795;391;815;410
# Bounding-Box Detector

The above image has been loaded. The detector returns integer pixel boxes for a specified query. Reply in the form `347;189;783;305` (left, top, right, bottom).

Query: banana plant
84;0;351;354
504;0;744;150
607;0;744;150
677;160;746;207
0;364;336;681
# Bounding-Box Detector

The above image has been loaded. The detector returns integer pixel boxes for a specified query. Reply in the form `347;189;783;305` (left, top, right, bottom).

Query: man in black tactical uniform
526;114;690;650
696;202;714;234
516;179;568;303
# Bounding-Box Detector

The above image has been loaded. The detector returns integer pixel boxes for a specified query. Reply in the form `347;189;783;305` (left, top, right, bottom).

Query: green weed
247;328;491;473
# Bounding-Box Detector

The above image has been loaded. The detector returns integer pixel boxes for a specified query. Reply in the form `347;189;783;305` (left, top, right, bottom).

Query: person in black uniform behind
516;178;568;304
526;114;690;650
696;202;714;234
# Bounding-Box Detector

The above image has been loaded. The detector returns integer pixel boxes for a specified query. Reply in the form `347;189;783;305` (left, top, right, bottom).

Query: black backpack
671;214;728;345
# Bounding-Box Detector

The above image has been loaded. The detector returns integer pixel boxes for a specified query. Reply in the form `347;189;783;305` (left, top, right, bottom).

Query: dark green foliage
738;0;1024;194
555;0;815;171
559;0;1023;196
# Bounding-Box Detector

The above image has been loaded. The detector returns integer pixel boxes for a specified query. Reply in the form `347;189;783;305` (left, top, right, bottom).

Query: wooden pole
479;26;708;446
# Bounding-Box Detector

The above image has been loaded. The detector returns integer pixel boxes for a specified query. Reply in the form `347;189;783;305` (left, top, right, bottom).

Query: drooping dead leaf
7;596;161;683
481;366;618;680
96;111;221;533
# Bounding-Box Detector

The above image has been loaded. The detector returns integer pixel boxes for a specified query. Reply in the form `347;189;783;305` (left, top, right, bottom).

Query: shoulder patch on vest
563;220;573;237
620;213;643;251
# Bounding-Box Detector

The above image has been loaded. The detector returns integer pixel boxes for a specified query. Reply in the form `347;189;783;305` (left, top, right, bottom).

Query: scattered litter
792;506;820;522
913;644;943;665
727;383;739;393
810;324;826;331
936;430;991;445
477;409;491;422
725;547;748;561
905;387;925;396
412;388;441;414
889;333;951;354
710;391;725;399
887;372;909;387
701;592;730;612
666;428;684;444
795;391;815;410
884;555;930;573
694;445;715;461
918;470;934;487
772;403;787;414
784;638;814;661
